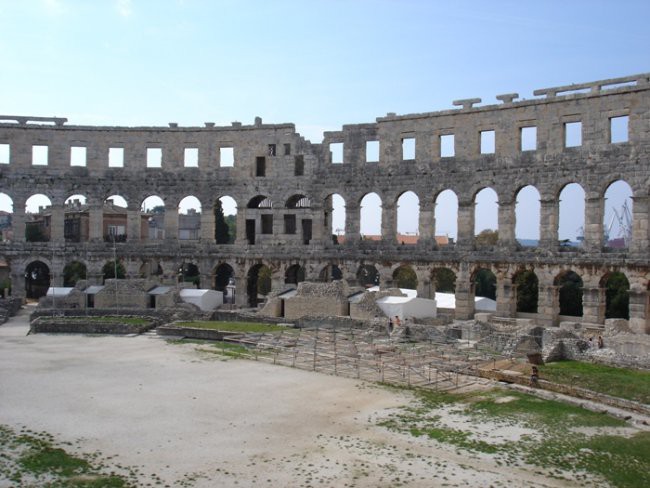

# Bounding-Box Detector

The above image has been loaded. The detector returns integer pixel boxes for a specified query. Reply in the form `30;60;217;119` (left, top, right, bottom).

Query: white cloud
116;0;133;18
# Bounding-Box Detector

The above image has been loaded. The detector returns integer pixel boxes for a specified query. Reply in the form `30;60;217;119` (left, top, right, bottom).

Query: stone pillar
126;210;141;242
50;204;65;242
88;205;103;241
631;196;649;253
537;285;559;327
454;265;473;319
628;286;649;334
87;272;104;286
456;200;474;248
310;204;324;245
539;199;559;250
381;201;397;244
235;211;247;245
582;287;605;324
416;276;433;299
201;211;215;242
496;281;517;318
12;207;26;243
10;262;25;298
345;202;360;245
235;275;248;307
418;196;434;246
497;201;516;249
583;197;604;251
164;207;179;240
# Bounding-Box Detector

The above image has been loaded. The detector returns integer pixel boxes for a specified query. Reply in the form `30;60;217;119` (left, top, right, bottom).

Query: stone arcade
1;73;649;334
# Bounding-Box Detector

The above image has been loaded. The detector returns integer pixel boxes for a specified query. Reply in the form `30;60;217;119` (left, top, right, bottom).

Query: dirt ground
0;308;595;487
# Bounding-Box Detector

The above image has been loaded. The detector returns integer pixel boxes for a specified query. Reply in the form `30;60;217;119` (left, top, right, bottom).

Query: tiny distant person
388;317;394;334
529;366;539;387
588;336;594;349
394;316;402;328
598;335;604;349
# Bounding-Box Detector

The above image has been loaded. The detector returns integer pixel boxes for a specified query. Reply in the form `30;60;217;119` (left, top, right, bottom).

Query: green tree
393;266;417;289
475;229;498;246
514;270;538;313
214;200;231;244
102;260;126;282
25;223;47;242
434;268;456;293
474;269;496;299
605;272;629;319
63;261;87;287
225;215;236;243
257;266;272;295
558;272;583;316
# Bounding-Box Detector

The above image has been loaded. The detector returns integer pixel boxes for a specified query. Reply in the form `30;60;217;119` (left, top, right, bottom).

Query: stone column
345;202;360;245
418;196;434;247
201;211;215;242
87;272;104;286
416;276;433;299
456;200;474;249
537;285;559;327
50;204;65;242
454;265;473;319
381;201;397;244
310;204;323;245
631;196;649;253
496;281;517;318
582;287;605;324
12;204;26;243
497;201;516;249
583;197;604;251
539;199;559;249
126;209;141;242
235;211;247;245
164;207;179;240
628;286;649;334
234;275;248;307
9;262;25;298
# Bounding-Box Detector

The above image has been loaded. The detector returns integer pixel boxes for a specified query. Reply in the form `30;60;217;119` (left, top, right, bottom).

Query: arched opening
214;263;234;292
434;190;458;246
319;264;343;282
63;261;87;287
247;263;272;307
285;195;312;244
473;268;496;300
0;193;14;242
215;196;237;244
178;196;202;240
513;270;538;313
63;194;88;242
246;195;272;244
393;265;418;289
603;272;630;319
247;195;272;209
286;194;311;209
142;195;166;240
102;260;126;283
360;192;382;239
432;268;456;293
178;262;200;287
25;194;52;242
25;260;50;299
325;194;346;244
474;188;499;244
558;183;585;246
285;264;305;286
396;191;419;244
104;195;128;242
555;271;583;317
357;264;379;288
603;180;633;249
515;186;541;247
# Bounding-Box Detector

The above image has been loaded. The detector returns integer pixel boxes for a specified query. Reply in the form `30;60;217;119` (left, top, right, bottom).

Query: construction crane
604;201;633;246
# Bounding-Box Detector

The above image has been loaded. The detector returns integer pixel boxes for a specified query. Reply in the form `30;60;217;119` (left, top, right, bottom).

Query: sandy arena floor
0;308;589;487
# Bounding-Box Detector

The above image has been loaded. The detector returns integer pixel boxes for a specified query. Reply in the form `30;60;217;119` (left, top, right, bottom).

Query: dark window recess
302;219;312;245
256;156;266;176
246;219;256;244
294;155;304;176
284;214;296;234
284;143;291;155
267;144;276;156
261;214;273;234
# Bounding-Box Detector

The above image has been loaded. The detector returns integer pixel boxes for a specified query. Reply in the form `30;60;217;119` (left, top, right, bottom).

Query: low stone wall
156;325;240;341
0;297;22;324
295;315;366;329
30;316;155;335
31;308;166;324
284;297;348;320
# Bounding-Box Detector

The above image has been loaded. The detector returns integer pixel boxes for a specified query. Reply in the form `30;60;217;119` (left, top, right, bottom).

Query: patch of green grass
539;361;650;404
208;341;251;358
175;320;289;333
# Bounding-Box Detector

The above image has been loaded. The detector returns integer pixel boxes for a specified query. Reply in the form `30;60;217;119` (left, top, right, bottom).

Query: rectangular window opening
402;137;415;160
0;144;9;164
366;140;379;163
220;147;234;167
284;214;296;234
256;156;266;177
330;142;343;164
70;146;87;166
610;115;629;144
294;155;304;176
480;130;495;154
440;134;454;158
520;126;537;152
267;144;276;156
32;145;48;166
284;143;291;156
261;214;273;234
564;121;582;147
146;147;162;168
184;147;199;167
108;147;124;167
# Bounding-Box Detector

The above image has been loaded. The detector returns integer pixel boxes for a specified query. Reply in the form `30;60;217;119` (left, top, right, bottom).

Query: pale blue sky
0;0;648;241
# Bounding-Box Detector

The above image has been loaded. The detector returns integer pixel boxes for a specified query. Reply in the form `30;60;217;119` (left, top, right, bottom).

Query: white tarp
179;289;223;311
435;292;496;311
376;288;436;320
46;287;74;297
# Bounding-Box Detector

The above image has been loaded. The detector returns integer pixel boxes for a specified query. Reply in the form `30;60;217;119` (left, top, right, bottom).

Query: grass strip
174;320;288;333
